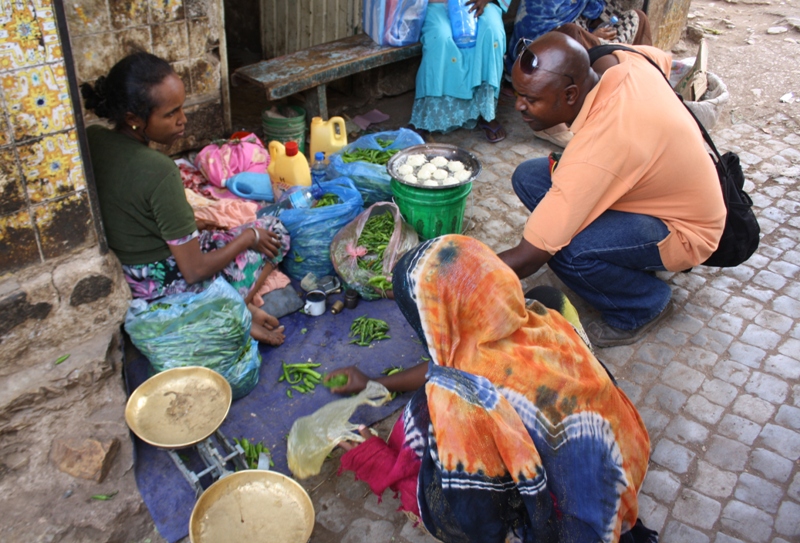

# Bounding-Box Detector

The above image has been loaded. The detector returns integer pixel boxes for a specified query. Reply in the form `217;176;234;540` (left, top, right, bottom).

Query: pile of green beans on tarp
279;361;322;397
349;315;390;346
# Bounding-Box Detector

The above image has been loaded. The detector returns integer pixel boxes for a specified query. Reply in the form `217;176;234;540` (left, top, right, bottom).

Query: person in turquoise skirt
410;0;510;142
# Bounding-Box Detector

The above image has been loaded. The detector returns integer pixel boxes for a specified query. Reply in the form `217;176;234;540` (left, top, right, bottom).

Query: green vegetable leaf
91;491;118;501
300;328;308;334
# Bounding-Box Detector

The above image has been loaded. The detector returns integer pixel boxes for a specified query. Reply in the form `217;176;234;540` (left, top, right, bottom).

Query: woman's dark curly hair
80;52;175;128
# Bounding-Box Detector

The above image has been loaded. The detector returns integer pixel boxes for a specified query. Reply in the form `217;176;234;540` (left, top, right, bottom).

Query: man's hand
497;238;552;279
466;0;491;17
592;26;617;40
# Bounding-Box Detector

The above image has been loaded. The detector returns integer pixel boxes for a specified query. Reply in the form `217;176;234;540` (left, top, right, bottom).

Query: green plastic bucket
391;179;472;240
262;105;306;154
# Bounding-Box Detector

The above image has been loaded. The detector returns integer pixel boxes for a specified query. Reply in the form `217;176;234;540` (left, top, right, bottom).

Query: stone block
705;435;749;471
661;521;709;543
749;448;794;483
642;469;681;503
772;295;800;318
690;327;734;354
723;296;763;320
672;489;721;529
685;395;724;425
727;341;766;369
150;0;185;22
708;313;744;335
755;310;794;334
713;534;745;543
745;372;789;404
660;362;705;393
636;343;675;366
50;437;119;483
651;438;695;474
315;492;350;533
638;407;669;436
775;501;800;538
720;501;774;543
719;414;762;445
109;0;148;29
644;384;687;413
712;360;751;387
789;472;800;501
665;415;709;445
65;0;111;35
400;519;439;543
341;518;397;543
700;378;739;406
637;494;668;533
741;324;782;350
734;473;783;514
732;394;775;424
759;424;800;460
693;460;737;499
679;346;719;370
775;405;800;430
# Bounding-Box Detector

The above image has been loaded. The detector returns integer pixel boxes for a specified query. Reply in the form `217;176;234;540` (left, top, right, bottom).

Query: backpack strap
586;44;725;168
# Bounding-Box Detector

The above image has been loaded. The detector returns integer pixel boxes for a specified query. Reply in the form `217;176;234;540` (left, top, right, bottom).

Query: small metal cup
344;289;359;309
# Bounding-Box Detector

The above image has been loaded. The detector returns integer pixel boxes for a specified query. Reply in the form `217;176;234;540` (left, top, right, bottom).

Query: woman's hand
195;218;226;231
592;26;617;40
250;227;282;258
325;366;370;395
466;0;492;17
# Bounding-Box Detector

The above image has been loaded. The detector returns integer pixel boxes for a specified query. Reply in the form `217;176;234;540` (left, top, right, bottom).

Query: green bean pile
341;146;399;165
357;212;394;272
314;193;340;207
233;437;273;469
349;315;390;346
278;361;322;397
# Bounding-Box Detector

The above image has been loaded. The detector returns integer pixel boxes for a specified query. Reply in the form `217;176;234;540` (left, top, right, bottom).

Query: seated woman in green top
82;52;289;345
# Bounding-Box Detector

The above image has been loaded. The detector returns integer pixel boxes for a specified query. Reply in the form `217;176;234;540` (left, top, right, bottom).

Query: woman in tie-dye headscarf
329;235;657;543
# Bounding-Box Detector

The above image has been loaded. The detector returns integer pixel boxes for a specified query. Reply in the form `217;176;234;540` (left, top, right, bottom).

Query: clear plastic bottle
448;0;478;49
311;152;327;193
596;15;619;30
256;186;315;218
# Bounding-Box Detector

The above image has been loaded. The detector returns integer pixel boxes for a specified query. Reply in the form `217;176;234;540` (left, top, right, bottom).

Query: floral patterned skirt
122;216;290;302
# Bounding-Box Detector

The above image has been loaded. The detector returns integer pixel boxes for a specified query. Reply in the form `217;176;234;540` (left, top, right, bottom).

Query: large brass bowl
125;366;232;449
189;470;315;543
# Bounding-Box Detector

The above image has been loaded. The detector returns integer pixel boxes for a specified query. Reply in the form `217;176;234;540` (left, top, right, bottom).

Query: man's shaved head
511;32;599;132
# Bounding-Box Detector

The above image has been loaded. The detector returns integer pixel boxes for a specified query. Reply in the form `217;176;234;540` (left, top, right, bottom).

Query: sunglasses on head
513;38;575;85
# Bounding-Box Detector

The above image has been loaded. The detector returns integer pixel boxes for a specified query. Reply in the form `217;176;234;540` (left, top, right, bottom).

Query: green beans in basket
349;315;390;346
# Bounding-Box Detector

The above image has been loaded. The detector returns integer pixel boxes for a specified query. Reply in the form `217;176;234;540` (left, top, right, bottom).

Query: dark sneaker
586;301;675;348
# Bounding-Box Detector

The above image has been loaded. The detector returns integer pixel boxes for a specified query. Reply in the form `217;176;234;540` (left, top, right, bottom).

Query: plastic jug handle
331;117;347;143
268;140;284;156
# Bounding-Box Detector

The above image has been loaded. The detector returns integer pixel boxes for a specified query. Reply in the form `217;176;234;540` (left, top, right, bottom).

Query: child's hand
466;0;492;17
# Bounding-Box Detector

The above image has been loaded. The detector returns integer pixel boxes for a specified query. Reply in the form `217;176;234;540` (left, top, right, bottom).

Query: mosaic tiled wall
64;0;229;156
0;0;96;273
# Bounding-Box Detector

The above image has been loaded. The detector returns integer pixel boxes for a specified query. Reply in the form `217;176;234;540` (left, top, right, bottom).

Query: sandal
478;120;506;143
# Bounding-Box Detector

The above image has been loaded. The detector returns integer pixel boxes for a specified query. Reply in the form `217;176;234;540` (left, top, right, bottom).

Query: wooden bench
233;33;422;120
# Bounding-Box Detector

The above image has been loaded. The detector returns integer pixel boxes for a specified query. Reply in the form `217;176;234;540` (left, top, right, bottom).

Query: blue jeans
512;157;672;330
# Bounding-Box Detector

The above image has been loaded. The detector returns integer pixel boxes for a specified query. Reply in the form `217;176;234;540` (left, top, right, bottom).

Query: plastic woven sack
278;178;364;281
363;0;428;46
326;128;425;206
124;277;261;400
330;202;419;300
287;381;392;478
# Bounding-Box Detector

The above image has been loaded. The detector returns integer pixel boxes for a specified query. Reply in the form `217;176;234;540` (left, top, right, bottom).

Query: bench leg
304;84;328;120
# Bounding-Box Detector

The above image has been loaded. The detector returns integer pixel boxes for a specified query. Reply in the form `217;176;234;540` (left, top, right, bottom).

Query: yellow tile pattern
19;131;85;203
2;62;75;141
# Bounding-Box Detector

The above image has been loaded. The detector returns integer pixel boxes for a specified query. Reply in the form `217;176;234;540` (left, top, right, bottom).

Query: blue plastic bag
278;178;364;281
326;129;425;206
363;0;428;46
124;278;261;400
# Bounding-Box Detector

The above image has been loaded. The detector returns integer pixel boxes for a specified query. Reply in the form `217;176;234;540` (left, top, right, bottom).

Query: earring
132;125;137;130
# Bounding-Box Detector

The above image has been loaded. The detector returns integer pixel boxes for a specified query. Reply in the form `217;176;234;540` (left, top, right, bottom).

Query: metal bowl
387;143;482;189
125;366;232;449
189;470;315;543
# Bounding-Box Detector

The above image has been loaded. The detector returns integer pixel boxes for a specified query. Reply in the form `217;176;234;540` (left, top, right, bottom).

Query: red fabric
339;418;421;516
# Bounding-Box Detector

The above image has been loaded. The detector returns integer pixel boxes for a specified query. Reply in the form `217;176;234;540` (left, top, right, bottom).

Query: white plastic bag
287;381;392;478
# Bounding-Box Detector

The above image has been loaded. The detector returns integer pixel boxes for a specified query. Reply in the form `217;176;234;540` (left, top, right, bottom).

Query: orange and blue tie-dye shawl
393;235;650;542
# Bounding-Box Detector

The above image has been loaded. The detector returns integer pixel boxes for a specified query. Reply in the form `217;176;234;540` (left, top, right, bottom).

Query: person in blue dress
410;0;510;143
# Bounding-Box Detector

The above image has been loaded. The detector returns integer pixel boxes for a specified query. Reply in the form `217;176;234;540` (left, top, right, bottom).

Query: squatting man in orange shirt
498;32;726;347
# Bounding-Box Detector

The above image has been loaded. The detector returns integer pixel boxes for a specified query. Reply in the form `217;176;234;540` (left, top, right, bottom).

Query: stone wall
64;0;230;155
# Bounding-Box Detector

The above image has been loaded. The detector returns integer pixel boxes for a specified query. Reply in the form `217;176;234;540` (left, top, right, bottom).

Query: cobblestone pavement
300;44;800;543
